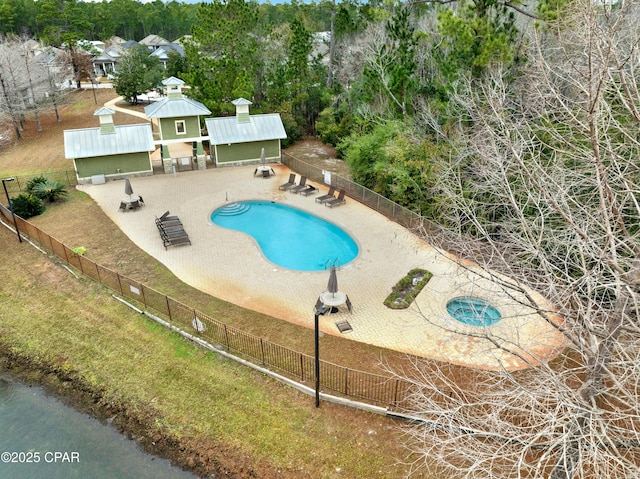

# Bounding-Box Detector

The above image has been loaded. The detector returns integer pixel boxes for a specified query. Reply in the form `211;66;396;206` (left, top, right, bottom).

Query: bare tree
397;1;640;478
0;36;70;140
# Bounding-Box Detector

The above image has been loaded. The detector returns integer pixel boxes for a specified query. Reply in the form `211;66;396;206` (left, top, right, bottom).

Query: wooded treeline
0;0;336;43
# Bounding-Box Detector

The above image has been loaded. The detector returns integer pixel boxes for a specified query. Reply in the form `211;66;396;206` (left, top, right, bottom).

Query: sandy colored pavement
79;165;567;370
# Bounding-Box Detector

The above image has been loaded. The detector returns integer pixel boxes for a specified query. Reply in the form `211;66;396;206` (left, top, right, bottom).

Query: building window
175;120;186;135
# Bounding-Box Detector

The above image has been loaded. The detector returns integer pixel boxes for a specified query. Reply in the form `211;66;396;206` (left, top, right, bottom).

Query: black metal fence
282;152;441;237
0;204;422;409
1;161;467;410
0;171;78;195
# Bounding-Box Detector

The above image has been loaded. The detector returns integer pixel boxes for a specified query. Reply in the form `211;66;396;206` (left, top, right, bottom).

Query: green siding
216;140;279;164
74;152;152;179
158;116;201;141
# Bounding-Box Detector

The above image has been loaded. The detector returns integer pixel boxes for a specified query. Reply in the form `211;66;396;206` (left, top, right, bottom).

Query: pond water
0;374;197;479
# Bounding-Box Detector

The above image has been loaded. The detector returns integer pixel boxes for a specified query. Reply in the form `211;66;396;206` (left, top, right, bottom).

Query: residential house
139;34;170;52
144;77;211;172
205;98;287;166
92;42;131;77
149;43;185;70
64;108;155;183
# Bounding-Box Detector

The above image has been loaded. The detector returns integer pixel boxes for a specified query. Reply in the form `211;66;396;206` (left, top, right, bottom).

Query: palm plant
31;180;68;202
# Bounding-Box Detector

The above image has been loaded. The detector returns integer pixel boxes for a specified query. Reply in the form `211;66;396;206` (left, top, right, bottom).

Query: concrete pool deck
78;164;568;370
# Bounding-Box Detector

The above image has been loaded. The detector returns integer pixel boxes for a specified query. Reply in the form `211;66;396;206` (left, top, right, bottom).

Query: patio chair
289;176;308;194
279;173;296;190
119;201;127;212
299;185;318;196
262;169;270;178
315;186;336;203
325;189;346;208
130;200;141;210
138;195;145;205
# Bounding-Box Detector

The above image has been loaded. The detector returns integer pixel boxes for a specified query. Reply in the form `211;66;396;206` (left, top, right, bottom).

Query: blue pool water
446;297;502;326
211;201;359;271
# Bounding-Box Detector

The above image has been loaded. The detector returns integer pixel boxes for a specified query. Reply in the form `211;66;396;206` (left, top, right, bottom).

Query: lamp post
314;304;327;408
2;177;22;243
90;74;97;105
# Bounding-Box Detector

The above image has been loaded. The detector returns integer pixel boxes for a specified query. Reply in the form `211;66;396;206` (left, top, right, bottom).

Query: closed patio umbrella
124;178;134;198
327;265;338;297
260;147;266;166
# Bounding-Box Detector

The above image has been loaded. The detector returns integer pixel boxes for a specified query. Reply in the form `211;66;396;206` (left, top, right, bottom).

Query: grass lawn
0;90;436;478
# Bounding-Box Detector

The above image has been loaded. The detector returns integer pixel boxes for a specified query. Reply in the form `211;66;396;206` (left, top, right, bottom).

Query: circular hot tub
446;297;502;327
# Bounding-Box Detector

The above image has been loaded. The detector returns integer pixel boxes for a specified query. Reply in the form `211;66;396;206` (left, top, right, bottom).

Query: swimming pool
446;297;502;327
210;201;359;271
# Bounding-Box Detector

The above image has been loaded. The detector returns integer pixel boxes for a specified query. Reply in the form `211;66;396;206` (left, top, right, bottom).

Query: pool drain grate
335;321;353;333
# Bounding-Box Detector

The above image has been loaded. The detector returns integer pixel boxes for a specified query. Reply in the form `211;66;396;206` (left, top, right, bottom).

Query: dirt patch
283;138;352;179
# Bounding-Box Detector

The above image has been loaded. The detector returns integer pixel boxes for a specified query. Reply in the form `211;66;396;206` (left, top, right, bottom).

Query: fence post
260;338;265;365
300;353;305;382
165;295;171;321
344;367;348;395
223;324;230;351
136;283;146;309
393;379;400;407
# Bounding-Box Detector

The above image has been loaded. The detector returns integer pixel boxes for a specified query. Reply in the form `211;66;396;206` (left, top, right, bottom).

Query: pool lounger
278;173;296;190
289;176;308;194
315;186;336;203
325;189;346;208
155;215;191;249
299;185;318;196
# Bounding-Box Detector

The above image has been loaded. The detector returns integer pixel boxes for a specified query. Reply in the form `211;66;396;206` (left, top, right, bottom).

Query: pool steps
216;202;251;216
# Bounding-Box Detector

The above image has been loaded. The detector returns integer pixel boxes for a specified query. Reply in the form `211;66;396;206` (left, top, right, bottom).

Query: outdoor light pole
314;305;327;408
2;177;22;243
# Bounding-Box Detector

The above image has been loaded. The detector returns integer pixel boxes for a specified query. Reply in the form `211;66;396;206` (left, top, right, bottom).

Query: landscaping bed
384;268;433;309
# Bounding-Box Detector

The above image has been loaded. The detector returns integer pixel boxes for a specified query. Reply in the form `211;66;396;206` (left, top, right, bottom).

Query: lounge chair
299;185;318;196
155;215;191;249
279;173;296;190
289;176;308;194
325;189;346;208
315;186;336;203
159;211;180;222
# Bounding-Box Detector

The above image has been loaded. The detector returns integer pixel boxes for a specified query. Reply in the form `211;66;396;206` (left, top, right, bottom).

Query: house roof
150;44;185;59
93;44;124;62
139;34;170;47
205;114;287;145
63;124;155;159
144;97;211;118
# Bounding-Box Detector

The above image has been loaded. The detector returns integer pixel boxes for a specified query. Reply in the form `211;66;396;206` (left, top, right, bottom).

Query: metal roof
205;114;287;145
232;97;252;106
94;107;115;116
63;124;155;159
162;76;184;86
144;97;211;118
